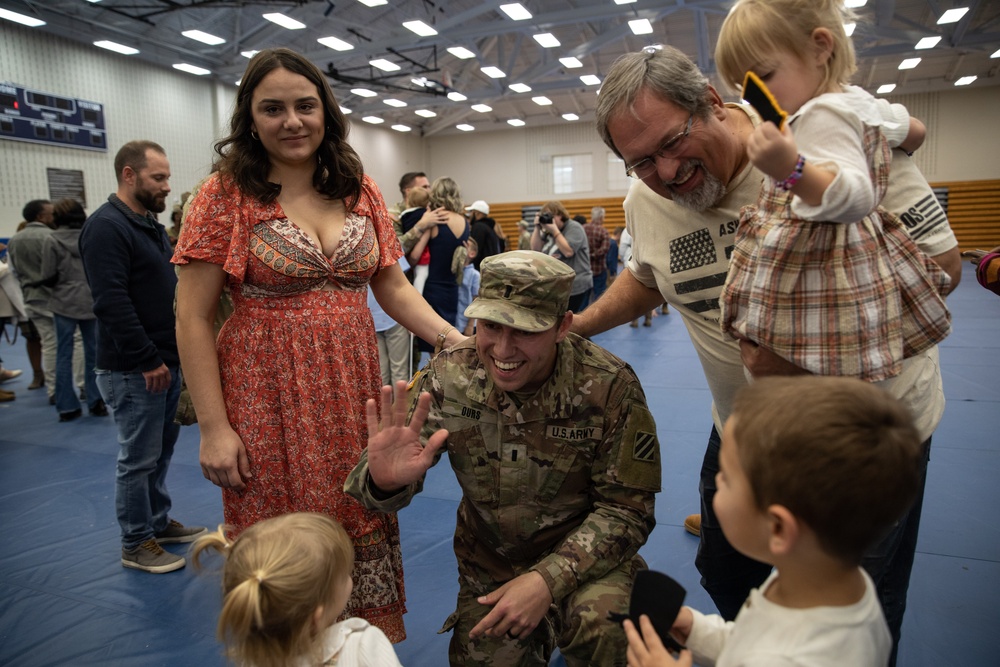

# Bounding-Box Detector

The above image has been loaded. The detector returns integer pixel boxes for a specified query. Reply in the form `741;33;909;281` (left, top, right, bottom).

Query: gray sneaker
155;519;208;544
122;538;186;573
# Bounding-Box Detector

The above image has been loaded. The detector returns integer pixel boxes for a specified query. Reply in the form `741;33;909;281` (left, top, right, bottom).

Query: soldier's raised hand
365;380;448;493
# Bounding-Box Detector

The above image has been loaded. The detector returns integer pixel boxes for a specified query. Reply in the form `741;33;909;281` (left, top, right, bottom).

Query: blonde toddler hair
715;0;858;95
190;512;354;667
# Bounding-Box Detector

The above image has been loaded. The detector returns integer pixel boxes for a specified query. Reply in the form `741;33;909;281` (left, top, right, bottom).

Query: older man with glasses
572;44;961;667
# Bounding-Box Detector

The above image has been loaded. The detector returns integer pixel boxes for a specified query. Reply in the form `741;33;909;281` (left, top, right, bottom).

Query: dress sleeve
171;173;251;283
356;175;403;269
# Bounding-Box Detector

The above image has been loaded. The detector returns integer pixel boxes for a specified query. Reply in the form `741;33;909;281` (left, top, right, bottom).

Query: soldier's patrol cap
464;250;575;332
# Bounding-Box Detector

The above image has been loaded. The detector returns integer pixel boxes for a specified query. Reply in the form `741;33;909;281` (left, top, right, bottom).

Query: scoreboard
0;82;107;152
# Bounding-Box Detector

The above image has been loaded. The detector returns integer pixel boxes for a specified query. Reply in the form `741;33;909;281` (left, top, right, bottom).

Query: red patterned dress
173;173;407;641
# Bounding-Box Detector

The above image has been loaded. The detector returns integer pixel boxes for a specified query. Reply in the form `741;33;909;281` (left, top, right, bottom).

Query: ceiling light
916;36;942;49
500;4;532;21
173;63;211;76
94;40;139;55
562;113;579;121
448;46;476;59
351;88;378;97
362;116;384;124
560;57;583;68
533;33;561;48
844;22;856;36
955;75;977;86
481;66;506;78
457;124;475;131
182;30;225;46
447;91;468;101
509;83;532;93
614;0;637;4
340;106;352;114
0;8;46;27
938;8;969;24
507;119;526;127
629;19;653;35
876;84;896;94
471;104;492;113
532;96;553;106
844;0;867;7
992;48;1000;58
898;58;921;70
241;50;259;58
392;124;412;132
262;13;305;30
580;75;601;86
370;58;401;72
415;109;437;118
318;36;353;51
357;0;388;6
403;20;437;36
384;99;407;107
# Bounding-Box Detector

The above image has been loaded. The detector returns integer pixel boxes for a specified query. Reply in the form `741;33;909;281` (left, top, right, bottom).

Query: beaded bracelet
775;154;806;191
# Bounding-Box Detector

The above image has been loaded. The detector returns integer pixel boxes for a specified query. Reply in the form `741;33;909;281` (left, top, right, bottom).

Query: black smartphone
742;71;787;129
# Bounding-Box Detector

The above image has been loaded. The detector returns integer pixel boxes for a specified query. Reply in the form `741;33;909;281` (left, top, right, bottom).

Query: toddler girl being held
716;0;950;381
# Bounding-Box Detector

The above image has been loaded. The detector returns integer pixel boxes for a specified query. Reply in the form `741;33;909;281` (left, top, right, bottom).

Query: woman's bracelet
775;154;806;191
435;325;456;355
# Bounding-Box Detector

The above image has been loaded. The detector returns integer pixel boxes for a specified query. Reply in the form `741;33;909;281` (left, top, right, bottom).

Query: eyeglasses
623;114;694;179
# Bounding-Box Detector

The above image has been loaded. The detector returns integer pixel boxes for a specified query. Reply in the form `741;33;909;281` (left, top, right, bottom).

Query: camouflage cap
464;250;575;332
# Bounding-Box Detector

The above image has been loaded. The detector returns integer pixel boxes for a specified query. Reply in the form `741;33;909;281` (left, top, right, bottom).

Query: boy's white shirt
685;569;891;667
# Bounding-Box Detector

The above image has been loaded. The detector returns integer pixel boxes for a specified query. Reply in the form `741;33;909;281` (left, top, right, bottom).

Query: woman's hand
417;207;448;232
200;424;251;491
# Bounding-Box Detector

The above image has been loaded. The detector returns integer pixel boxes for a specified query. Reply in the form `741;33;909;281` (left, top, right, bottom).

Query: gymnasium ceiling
2;0;998;136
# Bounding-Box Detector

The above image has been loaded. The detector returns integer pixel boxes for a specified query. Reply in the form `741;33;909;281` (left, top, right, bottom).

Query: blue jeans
96;367;182;550
53;315;99;415
695;426;772;620
592;270;608;300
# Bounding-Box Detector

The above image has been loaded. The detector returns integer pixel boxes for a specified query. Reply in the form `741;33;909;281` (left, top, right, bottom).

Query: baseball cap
465;200;490;215
464;251;574;332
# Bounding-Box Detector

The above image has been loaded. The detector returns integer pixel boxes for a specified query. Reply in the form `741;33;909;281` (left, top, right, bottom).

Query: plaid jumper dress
720;123;951;381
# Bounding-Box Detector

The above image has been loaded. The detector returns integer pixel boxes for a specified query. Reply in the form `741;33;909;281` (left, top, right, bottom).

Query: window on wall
553;153;593;194
607;152;631;191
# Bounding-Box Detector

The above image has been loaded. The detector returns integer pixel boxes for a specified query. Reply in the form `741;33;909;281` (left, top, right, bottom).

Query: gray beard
667;160;727;212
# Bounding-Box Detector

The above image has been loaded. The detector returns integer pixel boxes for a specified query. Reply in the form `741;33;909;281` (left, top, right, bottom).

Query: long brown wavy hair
214;48;364;208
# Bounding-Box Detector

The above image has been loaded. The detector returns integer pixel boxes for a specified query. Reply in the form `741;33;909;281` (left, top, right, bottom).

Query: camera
538;211;554;235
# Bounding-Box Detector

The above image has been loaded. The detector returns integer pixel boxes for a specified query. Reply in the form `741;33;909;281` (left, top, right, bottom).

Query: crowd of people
0;1;995;663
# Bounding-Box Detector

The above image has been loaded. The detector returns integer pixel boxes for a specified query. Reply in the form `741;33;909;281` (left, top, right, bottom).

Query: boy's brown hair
731;376;922;564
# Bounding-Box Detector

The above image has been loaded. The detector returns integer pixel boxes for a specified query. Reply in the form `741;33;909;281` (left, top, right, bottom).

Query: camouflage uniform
346;298;661;666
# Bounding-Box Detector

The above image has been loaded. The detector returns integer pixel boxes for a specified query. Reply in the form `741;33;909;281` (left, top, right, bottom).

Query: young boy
625;376;923;667
454;238;480;336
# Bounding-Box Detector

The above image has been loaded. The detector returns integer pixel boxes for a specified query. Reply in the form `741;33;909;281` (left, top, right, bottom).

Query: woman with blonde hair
408;176;470;354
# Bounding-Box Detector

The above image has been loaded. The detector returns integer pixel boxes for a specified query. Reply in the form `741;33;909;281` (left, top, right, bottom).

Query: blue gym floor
1;262;996;666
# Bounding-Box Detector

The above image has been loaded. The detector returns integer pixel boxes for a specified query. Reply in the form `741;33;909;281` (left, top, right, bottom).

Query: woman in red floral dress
173;48;464;642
